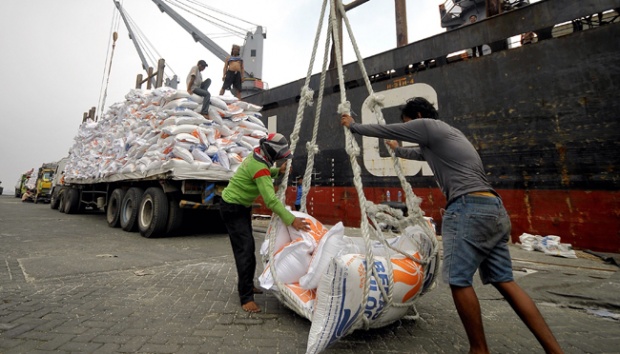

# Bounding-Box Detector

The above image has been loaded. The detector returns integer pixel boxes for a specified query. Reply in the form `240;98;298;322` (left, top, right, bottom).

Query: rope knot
306;142;319;154
337;101;351;115
301;86;315;107
367;94;385;113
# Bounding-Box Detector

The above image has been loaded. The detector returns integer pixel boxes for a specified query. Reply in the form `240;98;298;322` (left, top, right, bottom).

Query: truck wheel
50;188;61;209
64;188;80;214
106;188;126;228
138;187;169;238
120;187;144;232
166;193;184;235
58;189;66;213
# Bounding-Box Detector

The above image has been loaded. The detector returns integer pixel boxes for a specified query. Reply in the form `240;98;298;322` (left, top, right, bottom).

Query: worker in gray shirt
341;97;562;354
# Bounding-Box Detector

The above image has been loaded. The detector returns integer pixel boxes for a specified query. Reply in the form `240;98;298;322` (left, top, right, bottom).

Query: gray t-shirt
349;118;494;203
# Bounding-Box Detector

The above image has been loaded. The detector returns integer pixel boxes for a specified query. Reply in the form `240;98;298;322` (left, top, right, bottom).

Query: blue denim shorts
441;194;513;287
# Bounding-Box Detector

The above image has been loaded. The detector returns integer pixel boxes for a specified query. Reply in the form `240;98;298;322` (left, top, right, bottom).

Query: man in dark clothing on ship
340;97;563;354
220;44;244;99
186;59;211;114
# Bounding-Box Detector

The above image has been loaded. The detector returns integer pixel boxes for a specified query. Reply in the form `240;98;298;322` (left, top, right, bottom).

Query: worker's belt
467;191;496;198
446;191;498;209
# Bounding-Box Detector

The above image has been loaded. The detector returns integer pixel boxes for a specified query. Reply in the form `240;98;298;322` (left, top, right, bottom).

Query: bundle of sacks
518;233;577;258
259;211;439;354
64;87;266;180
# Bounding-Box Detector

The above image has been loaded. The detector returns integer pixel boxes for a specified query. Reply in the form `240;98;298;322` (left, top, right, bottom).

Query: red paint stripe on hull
255;187;619;253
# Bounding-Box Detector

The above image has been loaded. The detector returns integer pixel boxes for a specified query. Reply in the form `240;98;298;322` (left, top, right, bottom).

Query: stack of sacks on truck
259;211;439;354
64;87;266;180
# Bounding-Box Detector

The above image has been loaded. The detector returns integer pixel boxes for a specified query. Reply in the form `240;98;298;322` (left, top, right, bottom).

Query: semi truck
51;87;265;238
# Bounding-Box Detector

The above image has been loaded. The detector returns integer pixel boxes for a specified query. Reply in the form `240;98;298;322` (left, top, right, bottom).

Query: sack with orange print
307;253;428;354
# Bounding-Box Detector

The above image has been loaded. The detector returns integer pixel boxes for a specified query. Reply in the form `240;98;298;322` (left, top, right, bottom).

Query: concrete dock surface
1;195;618;353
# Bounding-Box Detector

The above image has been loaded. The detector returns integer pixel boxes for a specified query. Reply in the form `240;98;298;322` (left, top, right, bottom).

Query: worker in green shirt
220;133;310;313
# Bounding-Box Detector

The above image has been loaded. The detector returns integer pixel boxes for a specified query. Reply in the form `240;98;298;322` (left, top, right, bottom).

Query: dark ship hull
246;0;620;253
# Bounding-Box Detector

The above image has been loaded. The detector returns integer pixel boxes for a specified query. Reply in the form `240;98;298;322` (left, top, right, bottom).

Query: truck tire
58;189;66;213
138;187;169;238
50;188;62;210
64;188;81;214
106;188;126;228
166;193;184;235
120;187;144;232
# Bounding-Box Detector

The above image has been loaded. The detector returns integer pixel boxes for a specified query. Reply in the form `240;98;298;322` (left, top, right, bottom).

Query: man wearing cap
186;60;211;114
220;133;310;313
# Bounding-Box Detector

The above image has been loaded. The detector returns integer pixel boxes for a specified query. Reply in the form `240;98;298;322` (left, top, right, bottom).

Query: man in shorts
341;97;563;354
220;44;244;99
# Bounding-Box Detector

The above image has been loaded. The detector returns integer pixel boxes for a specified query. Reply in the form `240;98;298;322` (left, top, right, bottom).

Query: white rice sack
188;93;204;103
214;150;230;170
175;133;200;144
192;161;212;170
228;152;243;166
168;90;190;100
210;96;229;111
162;158;192;170
241;135;261;147
276;283;316;320
205;145;219;157
162;98;199;110
258;238;313;289
236;100;263;112
226;104;244;115
162;124;197;136
213;123;233;137
172;145;194;163
307;253;428;354
216;95;238;104
207;106;225;125
288;211;328;247
192;148;213;163
299;222;348;289
260;215;295;259
239;120;268;133
174;114;208;125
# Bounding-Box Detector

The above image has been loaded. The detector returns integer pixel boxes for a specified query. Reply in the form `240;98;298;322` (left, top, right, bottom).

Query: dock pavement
0;194;619;353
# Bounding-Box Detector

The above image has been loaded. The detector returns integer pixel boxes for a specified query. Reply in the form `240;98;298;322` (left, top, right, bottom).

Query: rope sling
264;0;440;333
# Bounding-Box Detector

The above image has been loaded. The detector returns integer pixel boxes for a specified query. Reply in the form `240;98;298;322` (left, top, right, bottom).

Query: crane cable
97;8;121;122
166;0;250;39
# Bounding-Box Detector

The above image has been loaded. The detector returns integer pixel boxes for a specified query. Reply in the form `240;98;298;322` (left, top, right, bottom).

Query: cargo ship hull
246;0;620;253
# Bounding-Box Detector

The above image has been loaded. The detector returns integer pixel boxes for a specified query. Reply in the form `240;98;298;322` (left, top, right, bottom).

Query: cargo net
260;0;440;353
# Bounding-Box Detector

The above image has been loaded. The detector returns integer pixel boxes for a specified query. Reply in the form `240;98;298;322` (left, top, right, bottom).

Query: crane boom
113;0;155;87
152;0;229;61
150;0;265;82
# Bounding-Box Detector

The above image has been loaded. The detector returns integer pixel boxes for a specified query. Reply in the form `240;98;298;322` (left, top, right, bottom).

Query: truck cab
34;165;56;203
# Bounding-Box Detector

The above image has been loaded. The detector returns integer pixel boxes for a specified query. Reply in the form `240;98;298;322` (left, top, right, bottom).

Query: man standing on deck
187;60;211;115
340;97;563;354
220;44;244;99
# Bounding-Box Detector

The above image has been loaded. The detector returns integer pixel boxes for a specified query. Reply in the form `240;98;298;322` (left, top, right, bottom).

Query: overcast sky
0;0;444;194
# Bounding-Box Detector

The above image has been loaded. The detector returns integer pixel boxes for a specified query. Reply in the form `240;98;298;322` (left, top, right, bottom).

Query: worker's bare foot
253;287;264;294
242;301;261;313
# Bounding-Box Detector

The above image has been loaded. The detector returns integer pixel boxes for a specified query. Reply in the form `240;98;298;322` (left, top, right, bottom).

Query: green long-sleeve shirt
221;153;295;225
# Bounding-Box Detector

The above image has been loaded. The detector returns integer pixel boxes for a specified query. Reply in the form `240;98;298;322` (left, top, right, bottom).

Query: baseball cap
198;60;208;67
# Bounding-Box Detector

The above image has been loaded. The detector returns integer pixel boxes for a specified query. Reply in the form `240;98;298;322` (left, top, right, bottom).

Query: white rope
264;0;440;326
265;0;330;317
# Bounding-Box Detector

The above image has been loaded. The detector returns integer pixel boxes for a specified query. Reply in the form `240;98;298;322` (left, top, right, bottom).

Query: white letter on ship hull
361;83;436;178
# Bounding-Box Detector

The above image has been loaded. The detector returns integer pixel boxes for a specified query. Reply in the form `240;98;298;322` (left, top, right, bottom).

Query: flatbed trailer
57;166;233;238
